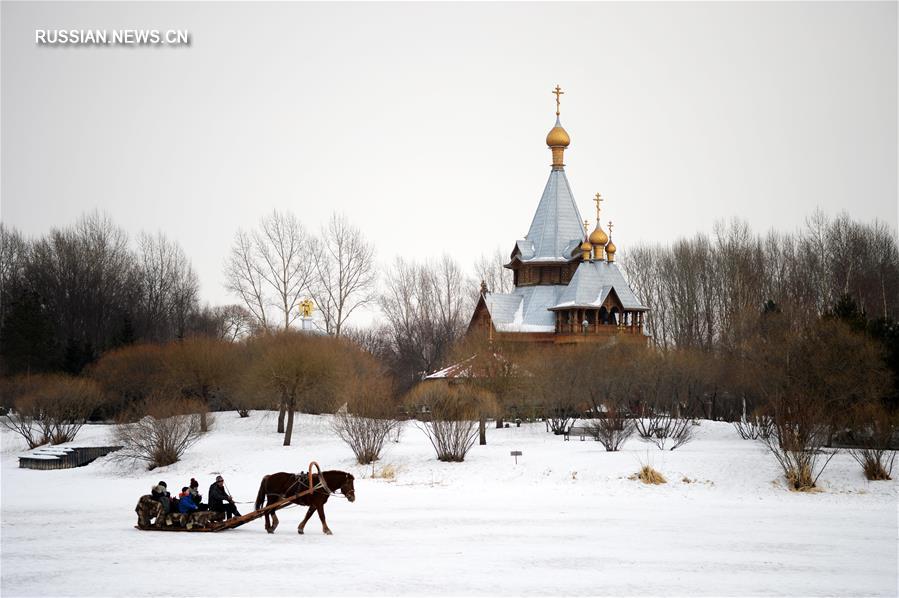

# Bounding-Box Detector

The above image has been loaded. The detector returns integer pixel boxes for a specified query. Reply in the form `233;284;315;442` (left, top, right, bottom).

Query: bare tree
25;212;137;369
224;211;314;331
215;304;256;341
473;247;513;295
224;230;270;329
134;232;200;342
309;213;376;337
379;255;475;390
0;224;28;330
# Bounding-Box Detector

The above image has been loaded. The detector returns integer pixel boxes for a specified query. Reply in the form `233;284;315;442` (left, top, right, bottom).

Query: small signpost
510;450;522;464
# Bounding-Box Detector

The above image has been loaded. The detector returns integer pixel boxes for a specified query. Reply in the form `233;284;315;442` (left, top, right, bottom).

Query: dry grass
630;465;666;485
785;464;823;492
371;464;397;480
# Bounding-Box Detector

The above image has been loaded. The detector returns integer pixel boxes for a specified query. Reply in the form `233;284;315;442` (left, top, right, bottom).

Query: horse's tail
255;475;269;510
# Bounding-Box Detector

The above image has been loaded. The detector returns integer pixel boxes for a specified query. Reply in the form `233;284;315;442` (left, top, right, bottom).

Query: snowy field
1;412;897;597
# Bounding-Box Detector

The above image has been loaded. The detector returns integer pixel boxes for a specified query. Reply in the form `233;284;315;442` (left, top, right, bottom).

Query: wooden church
468;87;648;345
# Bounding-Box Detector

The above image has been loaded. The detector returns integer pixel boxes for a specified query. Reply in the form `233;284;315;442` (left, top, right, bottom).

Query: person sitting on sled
208;475;241;519
187;478;206;510
151;481;172;513
178;487;199;514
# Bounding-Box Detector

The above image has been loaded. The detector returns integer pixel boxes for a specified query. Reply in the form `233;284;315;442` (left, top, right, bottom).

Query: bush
112;395;205;469
732;411;774;440
586;402;636;452
406;384;495;462
846;402;897;481
330;349;400;464
0;374;103;447
332;410;401;465
761;403;835;491
635;407;694;451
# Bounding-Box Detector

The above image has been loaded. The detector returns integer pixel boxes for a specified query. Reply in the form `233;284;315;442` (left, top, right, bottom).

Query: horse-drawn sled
134;462;356;534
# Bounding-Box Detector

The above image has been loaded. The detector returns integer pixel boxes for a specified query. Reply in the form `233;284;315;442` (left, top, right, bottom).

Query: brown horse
254;470;355;535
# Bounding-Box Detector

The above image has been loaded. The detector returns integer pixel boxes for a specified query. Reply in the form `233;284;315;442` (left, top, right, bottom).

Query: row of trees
0;210;487;394
0;214;257;376
622;212;899;352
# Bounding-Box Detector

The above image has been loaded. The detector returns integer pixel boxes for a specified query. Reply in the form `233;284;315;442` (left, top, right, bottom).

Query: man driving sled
209;475;241;519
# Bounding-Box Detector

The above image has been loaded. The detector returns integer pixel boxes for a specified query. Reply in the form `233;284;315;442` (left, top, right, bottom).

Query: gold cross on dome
608;221;614;235
584;220;590;234
552;85;564;115
593;192;604;219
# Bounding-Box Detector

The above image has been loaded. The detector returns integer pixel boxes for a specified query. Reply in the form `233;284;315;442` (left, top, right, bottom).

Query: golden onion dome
580;239;593;252
606;239;617;254
546;117;570;147
589;225;608;246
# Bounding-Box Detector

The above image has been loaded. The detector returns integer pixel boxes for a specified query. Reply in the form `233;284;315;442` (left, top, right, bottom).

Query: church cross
608;221;614;236
553;85;564;116
584;220;590;234
593;192;604;220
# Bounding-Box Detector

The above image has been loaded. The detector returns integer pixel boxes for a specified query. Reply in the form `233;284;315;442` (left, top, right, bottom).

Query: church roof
483;286;566;333
520;169;585;262
548;261;648;311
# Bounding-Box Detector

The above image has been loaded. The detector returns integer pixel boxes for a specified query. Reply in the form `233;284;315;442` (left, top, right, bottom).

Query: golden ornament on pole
299;299;315;318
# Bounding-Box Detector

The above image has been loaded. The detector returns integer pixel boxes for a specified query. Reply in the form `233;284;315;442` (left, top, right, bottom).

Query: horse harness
271;471;348;501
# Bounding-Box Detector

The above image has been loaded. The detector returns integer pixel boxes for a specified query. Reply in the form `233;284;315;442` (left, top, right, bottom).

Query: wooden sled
135;461;325;533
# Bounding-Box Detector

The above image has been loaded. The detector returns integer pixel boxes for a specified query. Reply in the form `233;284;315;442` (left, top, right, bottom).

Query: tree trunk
200;411;208;433
479;415;486;445
283;407;295;446
495;417;504;429
277;402;286;433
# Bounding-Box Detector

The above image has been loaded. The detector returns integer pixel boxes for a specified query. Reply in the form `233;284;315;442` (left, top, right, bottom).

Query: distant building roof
520;169;585;262
483;285;566;332
549;261;648;311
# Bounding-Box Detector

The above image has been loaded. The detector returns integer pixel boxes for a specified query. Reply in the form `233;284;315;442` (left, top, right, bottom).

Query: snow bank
2;413;896;596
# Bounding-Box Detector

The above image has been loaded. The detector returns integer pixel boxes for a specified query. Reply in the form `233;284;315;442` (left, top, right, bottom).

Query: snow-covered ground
2;413;896;597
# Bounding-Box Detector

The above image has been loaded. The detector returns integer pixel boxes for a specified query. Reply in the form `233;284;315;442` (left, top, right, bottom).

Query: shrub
112;395;205;469
0;374;103;447
586;402;636;452
332;410;401;465
406;384;495;462
635;407;694;450
846;402;897;481
761;403;835;491
330;350;400;464
732;411;775;440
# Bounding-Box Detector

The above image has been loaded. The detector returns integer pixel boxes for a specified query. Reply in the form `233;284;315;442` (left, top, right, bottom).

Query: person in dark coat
188;478;206;510
178;487;199;514
208;475;240;519
150;481;172;514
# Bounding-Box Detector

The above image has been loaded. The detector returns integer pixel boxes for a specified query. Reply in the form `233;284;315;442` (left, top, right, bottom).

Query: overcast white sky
2;2;896;325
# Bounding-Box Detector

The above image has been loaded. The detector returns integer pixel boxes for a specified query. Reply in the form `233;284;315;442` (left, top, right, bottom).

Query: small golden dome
580;239;592;251
546;117;570;148
606;240;617;254
589;225;608;246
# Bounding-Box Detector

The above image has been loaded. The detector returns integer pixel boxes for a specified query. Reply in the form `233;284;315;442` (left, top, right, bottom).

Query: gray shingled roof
522;169;585;262
549;261;648;311
484;286;566;332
